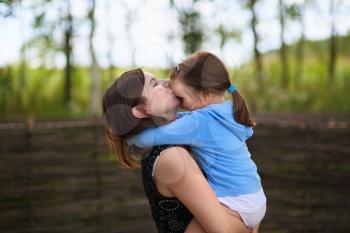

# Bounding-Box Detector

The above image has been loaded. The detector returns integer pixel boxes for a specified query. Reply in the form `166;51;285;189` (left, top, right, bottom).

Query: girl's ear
132;105;150;119
201;91;212;101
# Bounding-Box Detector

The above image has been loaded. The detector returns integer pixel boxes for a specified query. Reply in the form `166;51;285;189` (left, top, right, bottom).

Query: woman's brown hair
102;68;157;168
170;51;256;127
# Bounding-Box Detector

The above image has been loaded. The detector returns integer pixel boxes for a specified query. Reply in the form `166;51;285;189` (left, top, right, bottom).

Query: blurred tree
104;0;116;80
28;0;75;108
287;1;306;87
286;0;315;88
17;38;27;110
279;0;289;88
63;0;73;107
170;0;204;55
0;0;18;17
88;0;100;117
0;67;15;114
247;0;264;89
215;24;241;52
0;0;26;110
122;0;140;67
328;0;338;84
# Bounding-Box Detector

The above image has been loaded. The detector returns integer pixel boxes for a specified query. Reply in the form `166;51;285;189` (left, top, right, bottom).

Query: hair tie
227;84;236;93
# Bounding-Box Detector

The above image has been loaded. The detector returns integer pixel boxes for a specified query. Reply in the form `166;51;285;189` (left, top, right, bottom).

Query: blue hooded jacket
128;101;262;196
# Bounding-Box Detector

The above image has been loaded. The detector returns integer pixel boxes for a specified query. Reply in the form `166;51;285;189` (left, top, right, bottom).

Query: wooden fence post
25;118;34;232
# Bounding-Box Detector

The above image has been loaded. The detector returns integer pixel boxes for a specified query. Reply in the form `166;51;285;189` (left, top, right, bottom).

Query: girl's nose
161;80;171;88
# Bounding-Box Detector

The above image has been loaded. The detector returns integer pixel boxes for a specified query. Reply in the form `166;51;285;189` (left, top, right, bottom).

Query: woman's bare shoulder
154;146;200;186
162;146;189;156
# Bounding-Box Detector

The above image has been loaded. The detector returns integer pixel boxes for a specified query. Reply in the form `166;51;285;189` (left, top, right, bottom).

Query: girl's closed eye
177;96;186;105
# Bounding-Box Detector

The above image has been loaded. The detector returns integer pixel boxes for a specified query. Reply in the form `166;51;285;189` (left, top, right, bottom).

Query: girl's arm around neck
127;113;199;148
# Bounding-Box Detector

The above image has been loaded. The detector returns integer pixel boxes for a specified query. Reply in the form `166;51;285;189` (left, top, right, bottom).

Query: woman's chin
168;104;180;119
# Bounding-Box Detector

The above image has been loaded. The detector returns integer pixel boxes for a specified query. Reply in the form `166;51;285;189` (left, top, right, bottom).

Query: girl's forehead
171;79;192;95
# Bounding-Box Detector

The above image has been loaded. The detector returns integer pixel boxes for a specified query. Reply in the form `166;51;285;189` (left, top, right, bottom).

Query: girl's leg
185;217;250;233
185;205;250;233
222;204;250;233
250;223;260;233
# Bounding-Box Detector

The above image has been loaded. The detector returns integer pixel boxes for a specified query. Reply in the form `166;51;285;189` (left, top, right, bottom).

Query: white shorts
218;189;267;228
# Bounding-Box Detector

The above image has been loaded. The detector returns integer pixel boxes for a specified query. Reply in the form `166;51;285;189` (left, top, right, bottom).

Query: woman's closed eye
150;78;159;87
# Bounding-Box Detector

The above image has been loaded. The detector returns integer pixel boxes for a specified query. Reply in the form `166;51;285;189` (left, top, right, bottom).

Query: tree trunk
105;1;115;80
295;4;305;87
88;0;100;117
17;11;28;111
171;0;204;55
63;1;73;106
18;43;27;110
250;0;264;89
279;0;289;88
328;0;337;84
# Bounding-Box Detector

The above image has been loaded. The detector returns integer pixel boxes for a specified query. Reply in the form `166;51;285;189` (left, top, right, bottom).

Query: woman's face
141;72;181;119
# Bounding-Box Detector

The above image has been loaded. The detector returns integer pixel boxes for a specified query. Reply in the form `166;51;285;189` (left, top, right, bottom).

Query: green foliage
286;3;301;19
0;36;350;120
0;65;119;120
0;0;18;17
180;10;204;54
215;24;241;49
234;36;350;113
170;0;204;55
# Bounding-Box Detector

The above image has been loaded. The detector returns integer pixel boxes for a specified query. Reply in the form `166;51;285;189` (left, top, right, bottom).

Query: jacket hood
205;101;253;141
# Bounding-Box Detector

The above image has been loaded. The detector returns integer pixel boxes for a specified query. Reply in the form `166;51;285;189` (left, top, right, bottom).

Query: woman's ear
132;105;150;119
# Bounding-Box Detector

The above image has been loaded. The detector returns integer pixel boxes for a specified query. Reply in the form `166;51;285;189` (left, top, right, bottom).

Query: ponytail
231;91;256;127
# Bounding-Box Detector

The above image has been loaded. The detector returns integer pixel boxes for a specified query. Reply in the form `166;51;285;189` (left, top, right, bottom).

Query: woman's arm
153;147;249;233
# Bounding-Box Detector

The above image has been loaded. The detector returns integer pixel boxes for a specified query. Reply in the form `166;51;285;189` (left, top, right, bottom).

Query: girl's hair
170;51;256;127
102;68;157;168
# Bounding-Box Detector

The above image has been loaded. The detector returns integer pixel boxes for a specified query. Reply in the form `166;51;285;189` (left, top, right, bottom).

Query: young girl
128;51;266;230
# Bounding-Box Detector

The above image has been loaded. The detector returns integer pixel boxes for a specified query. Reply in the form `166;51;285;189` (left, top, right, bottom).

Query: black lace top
141;145;193;233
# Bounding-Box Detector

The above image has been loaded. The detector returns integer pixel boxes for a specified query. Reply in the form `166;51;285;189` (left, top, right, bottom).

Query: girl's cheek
182;102;189;110
184;100;191;109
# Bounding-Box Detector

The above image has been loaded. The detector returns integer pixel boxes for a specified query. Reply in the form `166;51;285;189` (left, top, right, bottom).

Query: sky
0;0;349;68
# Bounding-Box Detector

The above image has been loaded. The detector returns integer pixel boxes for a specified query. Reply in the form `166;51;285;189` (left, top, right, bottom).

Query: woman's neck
164;111;177;122
155;111;177;125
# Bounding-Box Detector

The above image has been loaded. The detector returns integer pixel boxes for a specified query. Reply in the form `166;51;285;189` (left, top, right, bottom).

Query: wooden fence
0;114;349;233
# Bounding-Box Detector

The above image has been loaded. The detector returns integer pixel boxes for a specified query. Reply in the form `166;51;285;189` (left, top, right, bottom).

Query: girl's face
170;78;206;111
140;72;181;119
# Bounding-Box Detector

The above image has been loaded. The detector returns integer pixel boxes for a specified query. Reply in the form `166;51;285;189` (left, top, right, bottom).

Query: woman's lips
173;97;181;107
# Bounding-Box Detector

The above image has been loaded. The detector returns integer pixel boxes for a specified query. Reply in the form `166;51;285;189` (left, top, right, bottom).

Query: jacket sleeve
127;113;199;148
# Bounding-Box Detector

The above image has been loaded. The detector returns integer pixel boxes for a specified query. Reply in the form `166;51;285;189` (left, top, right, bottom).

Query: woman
102;68;250;233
